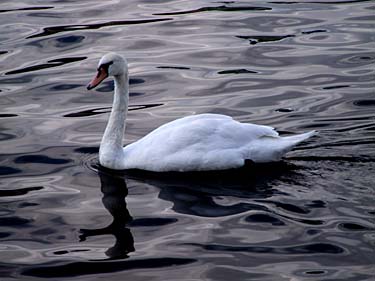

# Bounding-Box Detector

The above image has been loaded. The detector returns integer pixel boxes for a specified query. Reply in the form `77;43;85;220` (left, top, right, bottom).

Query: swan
87;53;316;172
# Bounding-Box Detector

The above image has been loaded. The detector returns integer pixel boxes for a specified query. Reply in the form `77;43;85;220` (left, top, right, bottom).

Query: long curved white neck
99;73;129;167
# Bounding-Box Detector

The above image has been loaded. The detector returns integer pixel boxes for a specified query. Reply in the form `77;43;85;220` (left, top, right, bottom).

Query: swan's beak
87;68;108;90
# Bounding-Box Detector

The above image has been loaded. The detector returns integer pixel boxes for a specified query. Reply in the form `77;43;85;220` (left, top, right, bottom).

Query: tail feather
280;130;317;146
246;130;317;163
275;130;316;157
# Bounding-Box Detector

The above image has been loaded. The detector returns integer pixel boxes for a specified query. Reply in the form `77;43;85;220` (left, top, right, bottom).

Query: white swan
87;53;316;172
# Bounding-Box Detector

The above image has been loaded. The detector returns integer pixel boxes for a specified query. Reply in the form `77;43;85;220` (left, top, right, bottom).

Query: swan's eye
97;61;113;76
100;61;113;70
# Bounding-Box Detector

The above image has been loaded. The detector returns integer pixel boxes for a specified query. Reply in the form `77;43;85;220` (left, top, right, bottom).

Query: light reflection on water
0;0;374;280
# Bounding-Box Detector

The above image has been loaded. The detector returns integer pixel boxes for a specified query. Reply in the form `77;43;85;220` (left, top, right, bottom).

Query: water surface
0;0;374;280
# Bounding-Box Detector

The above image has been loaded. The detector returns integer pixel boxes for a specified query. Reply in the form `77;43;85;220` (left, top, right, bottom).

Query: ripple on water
21;258;197;278
5;57;87;75
26;18;173;39
186;242;346;255
0;0;374;280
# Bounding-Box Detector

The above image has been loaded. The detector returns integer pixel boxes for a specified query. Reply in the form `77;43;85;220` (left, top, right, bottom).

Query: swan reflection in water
79;169;134;260
78;161;299;259
125;161;299;217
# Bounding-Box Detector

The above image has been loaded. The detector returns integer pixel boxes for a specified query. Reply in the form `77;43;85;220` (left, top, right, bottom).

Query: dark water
1;0;374;280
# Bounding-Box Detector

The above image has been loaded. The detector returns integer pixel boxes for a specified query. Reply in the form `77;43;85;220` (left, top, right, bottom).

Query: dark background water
0;0;374;280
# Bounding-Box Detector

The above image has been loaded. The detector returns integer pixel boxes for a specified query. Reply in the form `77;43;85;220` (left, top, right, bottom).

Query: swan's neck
99;73;129;168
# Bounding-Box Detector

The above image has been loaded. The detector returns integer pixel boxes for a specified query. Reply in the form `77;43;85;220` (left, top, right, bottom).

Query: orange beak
87;68;108;90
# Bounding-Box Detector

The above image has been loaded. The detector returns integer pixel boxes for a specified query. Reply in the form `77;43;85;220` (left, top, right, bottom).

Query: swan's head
87;53;127;90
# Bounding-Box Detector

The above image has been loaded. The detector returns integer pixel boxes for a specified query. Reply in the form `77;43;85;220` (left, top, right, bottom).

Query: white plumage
87;53;316;172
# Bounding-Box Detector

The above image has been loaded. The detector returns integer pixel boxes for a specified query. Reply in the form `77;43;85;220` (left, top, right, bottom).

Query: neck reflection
79;169;134;260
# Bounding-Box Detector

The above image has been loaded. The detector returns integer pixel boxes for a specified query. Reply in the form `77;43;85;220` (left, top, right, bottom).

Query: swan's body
87;53;316;172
